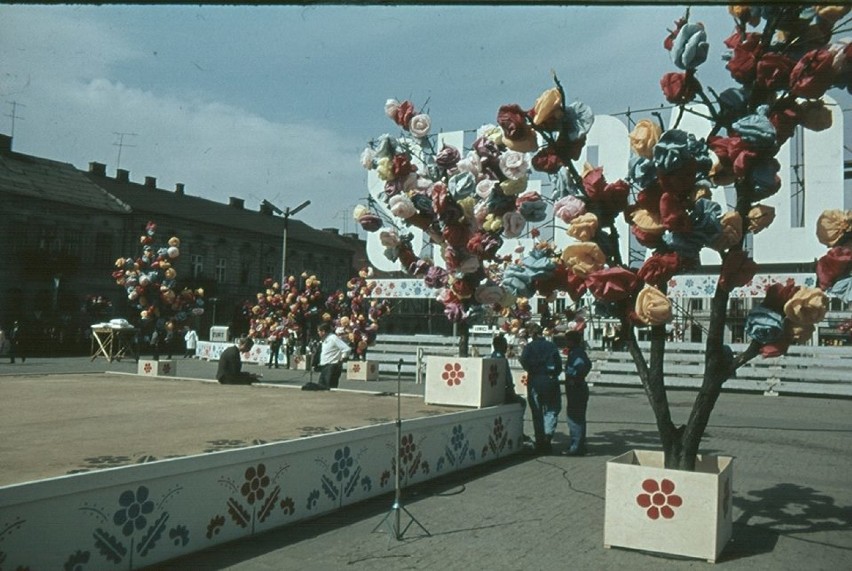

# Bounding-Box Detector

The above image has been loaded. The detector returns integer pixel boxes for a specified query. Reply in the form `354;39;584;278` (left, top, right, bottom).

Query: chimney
144;176;157;189
259;201;274;215
175;183;185;195
0;134;11;154
89;162;106;176
116;169;129;182
229;197;245;209
323;227;340;235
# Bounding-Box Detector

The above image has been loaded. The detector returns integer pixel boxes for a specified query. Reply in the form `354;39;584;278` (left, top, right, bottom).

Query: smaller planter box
424;356;505;408
137;359;176;377
290;354;309;370
604;450;733;563
347;361;379;381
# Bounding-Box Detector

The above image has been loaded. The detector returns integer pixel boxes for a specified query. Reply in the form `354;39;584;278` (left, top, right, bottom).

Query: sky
1;4;849;233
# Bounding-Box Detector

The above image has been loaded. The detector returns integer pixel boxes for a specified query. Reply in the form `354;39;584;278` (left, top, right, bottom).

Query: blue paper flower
629;155;657;188
745;305;785;344
448;171;476;200
828;276;852;303
671;22;709;70
732;105;776;149
563;100;595;141
519;199;548;222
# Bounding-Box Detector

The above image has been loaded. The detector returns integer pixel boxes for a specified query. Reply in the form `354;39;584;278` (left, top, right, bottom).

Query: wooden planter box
424;356;505;408
346;360;379;381
137;359;176;377
604;450;734;563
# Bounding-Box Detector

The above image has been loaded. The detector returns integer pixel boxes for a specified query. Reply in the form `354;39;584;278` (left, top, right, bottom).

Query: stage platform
0;370;524;569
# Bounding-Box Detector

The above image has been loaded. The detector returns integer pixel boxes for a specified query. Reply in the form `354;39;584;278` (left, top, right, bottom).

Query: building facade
0;134;364;354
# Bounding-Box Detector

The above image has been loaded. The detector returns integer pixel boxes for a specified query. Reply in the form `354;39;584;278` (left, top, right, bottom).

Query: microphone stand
373;359;430;541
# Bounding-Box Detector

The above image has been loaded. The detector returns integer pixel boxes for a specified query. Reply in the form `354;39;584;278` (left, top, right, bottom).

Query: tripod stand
373;359;430;541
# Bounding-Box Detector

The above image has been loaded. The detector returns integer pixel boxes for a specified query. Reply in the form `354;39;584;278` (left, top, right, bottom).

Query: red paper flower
394;100;415;129
726;32;762;83
790;48;835;99
816;246;852;289
585;267;640;302
638;252;682;287
755;52;795;90
531;145;564;174
660;71;700;104
763;281;801;314
718;250;758;292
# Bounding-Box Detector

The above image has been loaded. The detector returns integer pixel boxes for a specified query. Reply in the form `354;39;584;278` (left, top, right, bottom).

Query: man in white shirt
302;323;350;391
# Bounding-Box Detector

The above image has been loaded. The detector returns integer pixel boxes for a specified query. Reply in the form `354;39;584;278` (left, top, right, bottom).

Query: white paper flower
409;113;432;138
360;147;376;169
384;99;400;120
500;150;529;180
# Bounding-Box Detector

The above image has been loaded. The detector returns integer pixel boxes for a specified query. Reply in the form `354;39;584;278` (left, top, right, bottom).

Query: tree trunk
458;321;470;357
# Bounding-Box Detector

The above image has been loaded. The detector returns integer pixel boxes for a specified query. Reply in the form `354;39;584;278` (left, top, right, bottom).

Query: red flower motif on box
487;363;499;387
162;363;171;374
442;362;464;386
636;478;683;520
143;362;153;374
352;363;361;373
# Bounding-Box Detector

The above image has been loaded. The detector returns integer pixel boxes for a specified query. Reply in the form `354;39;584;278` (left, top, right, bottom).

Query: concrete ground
2;356;851;570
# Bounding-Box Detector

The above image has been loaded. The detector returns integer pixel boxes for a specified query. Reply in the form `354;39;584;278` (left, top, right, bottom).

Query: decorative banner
369;273;817;300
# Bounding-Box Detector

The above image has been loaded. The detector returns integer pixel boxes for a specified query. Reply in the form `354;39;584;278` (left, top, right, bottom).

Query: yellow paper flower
532;87;563;128
503;131;539;153
560;242;605;277
692;185;713;201
816;209;852;246
630;208;665;235
483;213;503;232
747;204;775;234
628;119;662;159
711;211;743;251
816;5;850;23
352;205;369;220
783;287;828;326
567;213;599;242
500;176;528;196
376;157;394;181
457;196;476;224
635;285;673;326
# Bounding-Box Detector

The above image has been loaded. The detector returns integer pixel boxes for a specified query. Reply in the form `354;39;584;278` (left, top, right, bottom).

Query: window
94;232;113;267
215;258;227;283
191;255;204;278
689;298;703;311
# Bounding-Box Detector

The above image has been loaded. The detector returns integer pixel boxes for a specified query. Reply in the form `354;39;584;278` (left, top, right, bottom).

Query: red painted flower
144;363;153;374
636;478;683;520
442;362;464;386
352;363;361;373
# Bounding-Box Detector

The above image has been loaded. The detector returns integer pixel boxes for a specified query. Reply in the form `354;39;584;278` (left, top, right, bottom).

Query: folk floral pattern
481;416;515;459
439;424;475;471
442;362;464;386
207;462;293;537
487;363;500;387
77;484;186;568
316;446;371;508
636;478;683;520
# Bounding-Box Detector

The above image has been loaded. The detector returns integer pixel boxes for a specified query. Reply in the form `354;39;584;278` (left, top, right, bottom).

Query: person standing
603;323;614;351
491;333;525;407
303;323;350;391
183;327;199;358
8;321;26;364
519;322;562;454
563;330;592;456
267;334;283;369
216;338;261;385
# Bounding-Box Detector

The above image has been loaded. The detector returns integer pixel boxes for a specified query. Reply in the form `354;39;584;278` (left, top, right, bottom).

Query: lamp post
262;199;311;284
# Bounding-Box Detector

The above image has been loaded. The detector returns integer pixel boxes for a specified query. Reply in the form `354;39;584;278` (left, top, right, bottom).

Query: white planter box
424;356;505;408
347;360;379;381
604;450;734;563
137;359;176;377
290;354;310;370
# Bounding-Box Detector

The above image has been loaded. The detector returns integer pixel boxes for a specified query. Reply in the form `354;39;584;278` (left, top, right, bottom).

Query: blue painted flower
113;486;155;536
451;425;465;451
331;446;355;482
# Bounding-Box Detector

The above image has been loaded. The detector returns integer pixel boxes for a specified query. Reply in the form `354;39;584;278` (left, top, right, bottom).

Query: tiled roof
0;152;131;213
86;173;357;252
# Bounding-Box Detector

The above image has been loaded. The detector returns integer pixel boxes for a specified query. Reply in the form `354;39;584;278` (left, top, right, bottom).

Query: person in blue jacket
562;330;592;456
519;322;562;454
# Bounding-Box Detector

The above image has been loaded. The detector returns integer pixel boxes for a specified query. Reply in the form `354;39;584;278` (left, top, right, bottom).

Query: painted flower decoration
636;478;683;520
241;463;270;505
113;486;155;536
442;362;464;386
331;446;355;482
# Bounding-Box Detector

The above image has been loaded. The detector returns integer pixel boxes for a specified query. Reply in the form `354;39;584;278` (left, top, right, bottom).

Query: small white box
137;359;177;377
424;356;505;408
347;361;379;381
209;326;230;342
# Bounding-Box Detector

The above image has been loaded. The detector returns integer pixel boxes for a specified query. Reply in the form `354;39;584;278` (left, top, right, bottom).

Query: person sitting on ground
491;333;526;407
302;323;350;391
216;337;261;385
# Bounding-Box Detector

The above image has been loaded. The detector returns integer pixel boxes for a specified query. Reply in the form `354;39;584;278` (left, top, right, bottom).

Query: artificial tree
360;5;850;471
111;220;204;336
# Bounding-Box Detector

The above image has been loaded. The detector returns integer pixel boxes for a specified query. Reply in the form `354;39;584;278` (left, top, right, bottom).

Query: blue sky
1;4;848;231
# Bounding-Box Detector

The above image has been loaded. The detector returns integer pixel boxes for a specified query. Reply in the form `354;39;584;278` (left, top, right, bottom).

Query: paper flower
635;285;673;325
783;287;828;327
745;305;785;345
561;242;605;277
816;209;852;246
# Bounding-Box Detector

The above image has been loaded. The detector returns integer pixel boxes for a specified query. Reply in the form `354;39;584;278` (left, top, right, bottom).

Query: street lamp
262;199;311;284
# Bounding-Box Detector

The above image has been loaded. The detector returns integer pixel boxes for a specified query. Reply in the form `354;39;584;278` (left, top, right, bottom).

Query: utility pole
112;132;138;170
4;101;25;138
